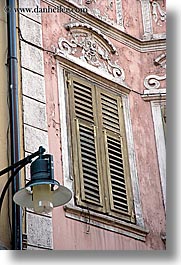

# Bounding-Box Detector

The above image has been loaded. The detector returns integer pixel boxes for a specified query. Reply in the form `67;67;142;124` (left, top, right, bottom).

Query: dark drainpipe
7;0;22;250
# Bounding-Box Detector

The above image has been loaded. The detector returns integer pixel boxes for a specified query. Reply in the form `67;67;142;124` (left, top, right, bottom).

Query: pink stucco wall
41;0;166;250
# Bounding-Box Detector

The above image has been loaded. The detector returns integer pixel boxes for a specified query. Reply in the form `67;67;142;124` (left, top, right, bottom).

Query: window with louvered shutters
67;74;135;223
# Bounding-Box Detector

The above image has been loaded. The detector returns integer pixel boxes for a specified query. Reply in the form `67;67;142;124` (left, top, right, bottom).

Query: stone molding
142;49;166;211
151;100;166;210
44;0;166;52
65;206;149;242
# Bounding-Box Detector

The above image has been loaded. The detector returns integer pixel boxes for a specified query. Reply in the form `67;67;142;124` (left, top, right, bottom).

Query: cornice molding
142;88;166;101
43;0;166;52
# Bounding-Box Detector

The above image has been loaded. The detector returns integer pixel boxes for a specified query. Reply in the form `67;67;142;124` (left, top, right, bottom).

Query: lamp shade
13;183;72;209
13;154;72;212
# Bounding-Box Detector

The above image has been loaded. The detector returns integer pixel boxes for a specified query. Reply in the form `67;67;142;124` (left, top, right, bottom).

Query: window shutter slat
101;93;120;134
73;80;94;123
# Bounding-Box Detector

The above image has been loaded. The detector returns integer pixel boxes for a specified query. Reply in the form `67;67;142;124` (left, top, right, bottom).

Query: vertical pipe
7;0;22;250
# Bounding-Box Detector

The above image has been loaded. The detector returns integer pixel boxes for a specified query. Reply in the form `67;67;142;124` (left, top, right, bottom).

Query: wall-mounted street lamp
0;146;72;214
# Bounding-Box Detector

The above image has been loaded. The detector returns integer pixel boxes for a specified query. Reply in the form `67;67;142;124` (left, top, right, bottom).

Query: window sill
64;204;149;242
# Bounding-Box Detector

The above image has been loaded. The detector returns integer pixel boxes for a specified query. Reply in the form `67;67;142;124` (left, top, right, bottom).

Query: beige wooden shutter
68;75;104;212
99;90;134;221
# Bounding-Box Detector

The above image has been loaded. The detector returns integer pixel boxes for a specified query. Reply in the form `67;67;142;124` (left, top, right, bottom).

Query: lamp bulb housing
33;184;53;214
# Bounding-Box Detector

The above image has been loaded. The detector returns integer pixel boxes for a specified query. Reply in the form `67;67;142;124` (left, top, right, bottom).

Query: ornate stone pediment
55;22;125;81
64;22;117;54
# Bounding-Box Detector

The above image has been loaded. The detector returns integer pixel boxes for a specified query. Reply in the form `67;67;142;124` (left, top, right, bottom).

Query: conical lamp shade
13;183;72;209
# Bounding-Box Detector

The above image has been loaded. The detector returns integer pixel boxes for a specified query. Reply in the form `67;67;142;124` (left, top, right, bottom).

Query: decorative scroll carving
151;1;166;26
57;36;125;80
56;24;125;81
144;52;166;89
144;74;166;89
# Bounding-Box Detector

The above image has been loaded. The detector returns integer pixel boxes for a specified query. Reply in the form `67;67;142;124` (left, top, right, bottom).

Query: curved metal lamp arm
0;146;46;214
0;162;28;213
0;146;45;177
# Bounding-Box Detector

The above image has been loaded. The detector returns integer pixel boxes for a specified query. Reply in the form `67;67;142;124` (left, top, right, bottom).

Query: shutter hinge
131;209;135;222
66;74;72;87
93;126;97;137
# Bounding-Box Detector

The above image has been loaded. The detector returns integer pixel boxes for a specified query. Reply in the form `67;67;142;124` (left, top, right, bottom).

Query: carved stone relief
115;0;124;29
88;0;115;26
140;0;166;39
64;22;117;53
68;0;124;29
55;22;125;81
144;74;166;89
151;1;166;27
140;0;153;39
144;52;166;89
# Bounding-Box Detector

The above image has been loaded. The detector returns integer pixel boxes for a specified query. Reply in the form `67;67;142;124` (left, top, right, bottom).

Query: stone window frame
142;90;166;210
151;100;166;209
56;58;149;241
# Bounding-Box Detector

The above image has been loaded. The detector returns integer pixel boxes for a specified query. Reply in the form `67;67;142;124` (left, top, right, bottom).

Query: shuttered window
67;74;135;222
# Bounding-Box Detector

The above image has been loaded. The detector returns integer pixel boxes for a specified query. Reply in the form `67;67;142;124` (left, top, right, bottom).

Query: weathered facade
0;0;166;250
